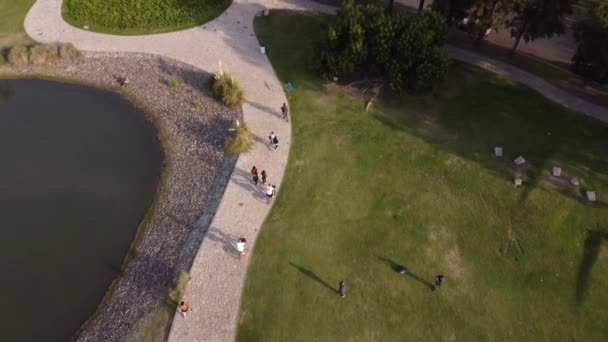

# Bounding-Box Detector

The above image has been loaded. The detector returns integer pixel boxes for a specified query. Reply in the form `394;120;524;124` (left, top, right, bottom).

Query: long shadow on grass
288;262;337;294
373;64;608;206
575;229;608;306
377;256;435;290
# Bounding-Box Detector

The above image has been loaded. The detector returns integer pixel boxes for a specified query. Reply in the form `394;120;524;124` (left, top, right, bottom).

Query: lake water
0;79;162;342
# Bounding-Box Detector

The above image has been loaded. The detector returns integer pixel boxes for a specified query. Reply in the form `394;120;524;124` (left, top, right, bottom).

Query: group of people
250;166;276;204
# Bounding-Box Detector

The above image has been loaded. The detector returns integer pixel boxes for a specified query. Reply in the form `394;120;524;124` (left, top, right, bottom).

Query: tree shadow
575;229;608;306
288;262;337;294
376;256;435;290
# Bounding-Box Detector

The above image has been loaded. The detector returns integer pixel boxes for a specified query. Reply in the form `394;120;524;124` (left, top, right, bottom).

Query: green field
238;11;608;341
0;0;35;48
62;0;232;35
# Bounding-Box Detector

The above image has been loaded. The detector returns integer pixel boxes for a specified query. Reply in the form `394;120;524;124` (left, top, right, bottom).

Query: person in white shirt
265;184;276;204
236;237;246;258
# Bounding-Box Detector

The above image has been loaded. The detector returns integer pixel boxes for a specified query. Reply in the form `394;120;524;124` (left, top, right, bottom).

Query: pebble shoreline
0;52;236;341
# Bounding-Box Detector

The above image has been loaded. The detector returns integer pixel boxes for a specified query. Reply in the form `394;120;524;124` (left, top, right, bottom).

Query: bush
59;43;82;60
317;1;450;92
0;54;6;66
8;45;29;67
168;271;189;303
210;63;245;108
224;121;253;156
63;0;231;31
29;44;59;65
168;79;179;88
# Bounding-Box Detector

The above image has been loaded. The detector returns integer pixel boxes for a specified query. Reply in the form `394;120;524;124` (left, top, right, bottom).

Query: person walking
268;132;276;147
236;237;247;259
338;281;346;298
272;135;279;150
281;103;289;121
265;184;276;204
178;301;191;318
260;170;267;184
250;166;258;185
433;275;444;291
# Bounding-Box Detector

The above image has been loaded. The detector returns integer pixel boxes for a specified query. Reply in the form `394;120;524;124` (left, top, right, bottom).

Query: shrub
168;79;179;88
224;121;253;156
59;43;82;60
8;45;29;67
63;0;231;31
29;44;59;65
168;271;189;303
0;54;6;66
210;63;244;108
317;1;450;92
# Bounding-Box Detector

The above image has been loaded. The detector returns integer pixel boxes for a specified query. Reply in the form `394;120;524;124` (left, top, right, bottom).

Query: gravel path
23;1;608;342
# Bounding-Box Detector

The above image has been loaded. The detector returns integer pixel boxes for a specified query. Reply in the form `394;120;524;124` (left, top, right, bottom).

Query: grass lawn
62;0;232;35
0;0;35;49
238;11;608;341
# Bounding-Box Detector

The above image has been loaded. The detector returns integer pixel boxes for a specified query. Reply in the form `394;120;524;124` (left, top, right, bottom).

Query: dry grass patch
7;45;28;66
29;44;58;65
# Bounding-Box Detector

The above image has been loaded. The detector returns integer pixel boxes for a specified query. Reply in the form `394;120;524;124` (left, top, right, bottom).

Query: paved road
23;1;607;342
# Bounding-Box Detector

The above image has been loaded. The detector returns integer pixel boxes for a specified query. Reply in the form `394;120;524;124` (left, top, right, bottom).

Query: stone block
494;147;503;157
586;191;596;202
513;156;526;166
552;166;562;177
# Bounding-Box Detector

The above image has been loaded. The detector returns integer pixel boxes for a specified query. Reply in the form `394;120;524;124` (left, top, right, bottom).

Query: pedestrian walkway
23;1;608;342
24;1;335;341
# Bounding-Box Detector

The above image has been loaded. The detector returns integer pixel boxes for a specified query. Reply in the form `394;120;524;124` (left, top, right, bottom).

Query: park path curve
24;1;335;341
23;1;608;342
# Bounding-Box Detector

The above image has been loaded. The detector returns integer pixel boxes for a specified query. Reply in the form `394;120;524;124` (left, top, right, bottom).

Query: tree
467;0;510;41
571;1;608;82
317;1;450;92
507;0;574;55
418;0;426;13
431;0;476;25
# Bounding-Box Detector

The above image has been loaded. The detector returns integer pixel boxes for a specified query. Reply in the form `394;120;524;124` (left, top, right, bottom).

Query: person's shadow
288;262;338;294
376;255;435;290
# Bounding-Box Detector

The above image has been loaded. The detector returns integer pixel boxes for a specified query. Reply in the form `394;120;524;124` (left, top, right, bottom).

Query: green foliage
8;45;28;66
58;42;82;60
572;1;608;82
318;1;449;92
168;271;189;303
63;0;231;33
467;0;510;40
210;67;245;108
0;53;6;66
431;0;476;25
507;0;574;53
29;44;59;65
168;79;179;89
224;122;253;156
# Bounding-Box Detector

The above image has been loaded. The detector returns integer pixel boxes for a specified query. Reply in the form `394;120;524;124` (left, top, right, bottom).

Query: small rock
513;155;526;166
570;178;580;186
83;25;89;30
551;166;562;177
514;177;523;186
333;76;339;82
586;191;597;202
494;147;503;157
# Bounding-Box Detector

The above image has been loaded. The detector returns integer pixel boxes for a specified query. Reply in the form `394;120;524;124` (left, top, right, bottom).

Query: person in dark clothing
272;135;279;150
433;275;444;291
251;166;258;185
281;103;289;121
260;170;267;184
338;281;346;298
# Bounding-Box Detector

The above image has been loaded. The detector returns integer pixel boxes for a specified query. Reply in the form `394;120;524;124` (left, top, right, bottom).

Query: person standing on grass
236;237;246;258
178;301;191;318
251;166;258;185
260;170;267;185
281;103;289;120
433;275;444;291
338;281;346;298
266;184;276;204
